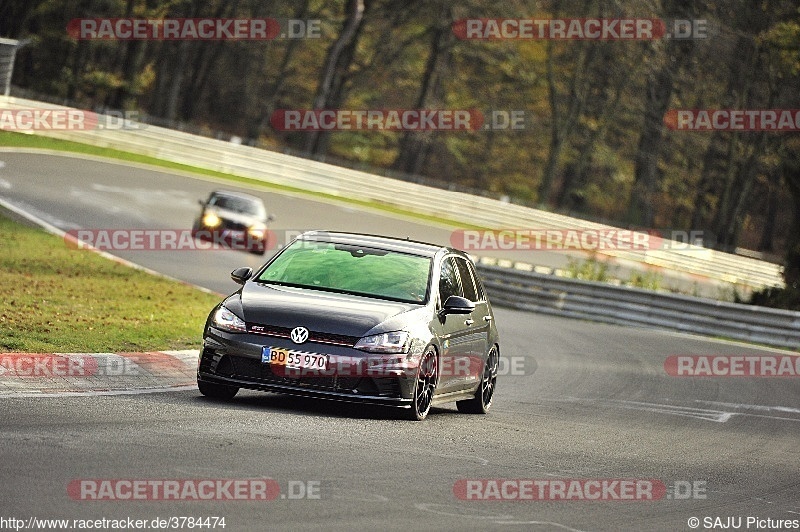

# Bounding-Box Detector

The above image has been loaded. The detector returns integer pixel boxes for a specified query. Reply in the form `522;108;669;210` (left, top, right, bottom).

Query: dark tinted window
454;257;480;302
473;269;486;301
209;194;265;217
438;257;462;304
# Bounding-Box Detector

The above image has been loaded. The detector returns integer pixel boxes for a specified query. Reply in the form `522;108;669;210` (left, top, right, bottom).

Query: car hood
230;282;423;337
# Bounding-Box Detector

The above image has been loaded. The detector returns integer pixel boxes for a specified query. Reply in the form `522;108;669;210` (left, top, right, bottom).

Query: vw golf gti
197;231;500;420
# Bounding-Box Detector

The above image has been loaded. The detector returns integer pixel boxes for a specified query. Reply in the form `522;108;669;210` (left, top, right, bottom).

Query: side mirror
230;267;253;285
267;214;275;222
439;295;475;317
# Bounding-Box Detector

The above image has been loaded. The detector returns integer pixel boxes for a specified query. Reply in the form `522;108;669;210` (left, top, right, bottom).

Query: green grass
627;270;663;291
565;255;613;282
0;130;483;231
0;214;222;353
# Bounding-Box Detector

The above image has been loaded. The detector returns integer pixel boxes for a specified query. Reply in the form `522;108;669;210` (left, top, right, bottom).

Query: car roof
298;230;458;258
209;190;265;204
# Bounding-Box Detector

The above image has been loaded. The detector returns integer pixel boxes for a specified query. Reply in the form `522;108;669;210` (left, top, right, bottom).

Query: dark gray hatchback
197;231;500;420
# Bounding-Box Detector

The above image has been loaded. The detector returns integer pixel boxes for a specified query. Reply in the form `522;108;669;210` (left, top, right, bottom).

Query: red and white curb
0;350;199;398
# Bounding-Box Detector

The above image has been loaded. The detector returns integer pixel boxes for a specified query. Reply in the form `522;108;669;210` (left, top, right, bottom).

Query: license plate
222;229;245;239
262;347;328;370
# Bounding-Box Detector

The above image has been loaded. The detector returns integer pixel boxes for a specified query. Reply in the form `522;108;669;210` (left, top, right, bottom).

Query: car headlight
248;223;267;239
354;331;410;354
203;212;221;227
213;306;246;333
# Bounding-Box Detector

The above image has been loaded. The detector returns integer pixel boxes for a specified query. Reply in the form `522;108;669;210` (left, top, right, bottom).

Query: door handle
483;316;493;322
464;319;474;326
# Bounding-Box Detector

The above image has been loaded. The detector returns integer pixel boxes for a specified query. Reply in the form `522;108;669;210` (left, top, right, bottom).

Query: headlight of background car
247;222;267;239
213;306;246;333
354;331;409;353
203;212;221;227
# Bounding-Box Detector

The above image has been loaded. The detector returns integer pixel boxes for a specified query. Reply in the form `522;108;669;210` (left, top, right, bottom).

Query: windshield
210;195;265;217
255;240;431;304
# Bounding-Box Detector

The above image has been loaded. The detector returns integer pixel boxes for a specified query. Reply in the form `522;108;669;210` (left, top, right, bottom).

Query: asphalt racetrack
1;151;799;531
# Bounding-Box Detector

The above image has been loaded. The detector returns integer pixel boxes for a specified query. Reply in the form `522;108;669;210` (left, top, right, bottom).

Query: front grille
209;354;402;397
216;355;235;376
220;220;248;231
200;347;230;375
247;323;359;347
229;355;263;380
355;377;402;397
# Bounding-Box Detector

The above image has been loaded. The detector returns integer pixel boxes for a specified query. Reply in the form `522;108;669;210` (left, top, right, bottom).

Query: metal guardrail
0;39;25;97
0;96;785;290
477;263;800;350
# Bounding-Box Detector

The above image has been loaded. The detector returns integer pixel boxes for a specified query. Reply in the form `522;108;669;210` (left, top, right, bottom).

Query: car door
432;256;479;393
452;256;491;388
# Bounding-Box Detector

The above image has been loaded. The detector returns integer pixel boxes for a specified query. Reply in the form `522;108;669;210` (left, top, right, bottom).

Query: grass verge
0;214;221;352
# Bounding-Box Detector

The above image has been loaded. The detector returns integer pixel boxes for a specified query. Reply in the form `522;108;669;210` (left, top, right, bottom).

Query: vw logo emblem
290;326;309;344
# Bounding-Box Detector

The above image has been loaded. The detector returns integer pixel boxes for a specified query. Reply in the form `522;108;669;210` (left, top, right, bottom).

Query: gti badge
290;326;309;344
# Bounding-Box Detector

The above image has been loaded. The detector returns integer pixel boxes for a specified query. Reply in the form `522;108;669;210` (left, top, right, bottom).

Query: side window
469;260;487;301
438;257;463;305
474;274;486;302
454;257;480;302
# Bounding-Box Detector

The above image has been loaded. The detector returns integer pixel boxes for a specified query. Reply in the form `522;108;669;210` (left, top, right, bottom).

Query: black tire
456;346;498;414
404;346;438;421
197;379;239;400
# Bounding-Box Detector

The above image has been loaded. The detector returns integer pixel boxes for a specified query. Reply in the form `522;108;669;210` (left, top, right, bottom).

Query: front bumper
198;327;418;407
191;227;267;253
